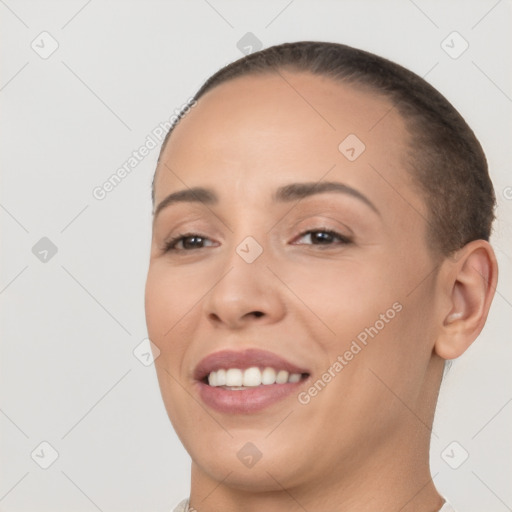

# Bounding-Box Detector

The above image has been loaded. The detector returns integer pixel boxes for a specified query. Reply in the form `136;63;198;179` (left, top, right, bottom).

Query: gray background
1;0;511;511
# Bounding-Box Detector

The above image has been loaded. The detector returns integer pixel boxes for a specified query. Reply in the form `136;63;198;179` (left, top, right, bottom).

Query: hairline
152;56;493;257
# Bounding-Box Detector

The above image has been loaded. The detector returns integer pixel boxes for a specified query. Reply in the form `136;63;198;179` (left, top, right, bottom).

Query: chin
188;438;309;491
195;456;303;492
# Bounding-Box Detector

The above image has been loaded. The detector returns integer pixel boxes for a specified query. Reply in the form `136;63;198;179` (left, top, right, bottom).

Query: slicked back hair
153;41;495;256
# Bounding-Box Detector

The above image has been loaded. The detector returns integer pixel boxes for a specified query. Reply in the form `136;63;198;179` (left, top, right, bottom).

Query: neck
188;421;444;512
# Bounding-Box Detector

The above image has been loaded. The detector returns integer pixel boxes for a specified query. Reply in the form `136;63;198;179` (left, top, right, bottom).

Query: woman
145;41;497;512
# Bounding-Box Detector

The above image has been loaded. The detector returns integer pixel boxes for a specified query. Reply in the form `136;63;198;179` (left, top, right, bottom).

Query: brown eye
164;233;215;252
294;229;352;246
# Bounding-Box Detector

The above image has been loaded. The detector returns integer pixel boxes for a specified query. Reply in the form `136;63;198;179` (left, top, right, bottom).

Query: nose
202;247;287;330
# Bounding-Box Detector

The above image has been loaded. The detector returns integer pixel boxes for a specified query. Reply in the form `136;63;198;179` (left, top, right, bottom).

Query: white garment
173;498;456;511
172;499;189;512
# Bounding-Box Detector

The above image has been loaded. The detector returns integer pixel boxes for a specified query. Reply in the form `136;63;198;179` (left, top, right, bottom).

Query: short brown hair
153;41;496;255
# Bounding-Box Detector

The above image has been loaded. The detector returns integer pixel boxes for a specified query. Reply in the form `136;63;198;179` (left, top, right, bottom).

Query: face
145;71;444;492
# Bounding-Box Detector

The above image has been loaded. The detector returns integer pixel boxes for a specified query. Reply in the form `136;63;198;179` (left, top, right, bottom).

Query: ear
434;240;498;360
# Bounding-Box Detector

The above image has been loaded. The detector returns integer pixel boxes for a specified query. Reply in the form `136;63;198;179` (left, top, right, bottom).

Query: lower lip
197;379;308;414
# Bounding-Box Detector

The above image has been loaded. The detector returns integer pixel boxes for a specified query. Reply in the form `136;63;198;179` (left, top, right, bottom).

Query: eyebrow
154;181;379;218
273;181;379;214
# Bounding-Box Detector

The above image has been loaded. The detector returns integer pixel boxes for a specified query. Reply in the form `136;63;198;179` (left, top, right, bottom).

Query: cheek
145;261;218;384
145;267;170;341
145;263;199;333
145;264;204;434
286;255;434;389
282;257;400;342
144;264;194;363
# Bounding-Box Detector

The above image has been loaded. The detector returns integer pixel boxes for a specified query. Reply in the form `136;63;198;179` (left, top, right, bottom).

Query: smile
194;348;310;413
207;367;304;388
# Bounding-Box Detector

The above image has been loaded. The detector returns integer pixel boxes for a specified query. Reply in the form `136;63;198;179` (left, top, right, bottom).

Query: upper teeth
207;367;302;387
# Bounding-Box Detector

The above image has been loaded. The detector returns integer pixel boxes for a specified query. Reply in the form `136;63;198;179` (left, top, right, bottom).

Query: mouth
194;348;311;414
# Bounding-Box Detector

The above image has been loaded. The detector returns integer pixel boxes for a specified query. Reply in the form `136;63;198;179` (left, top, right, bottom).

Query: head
145;42;497;495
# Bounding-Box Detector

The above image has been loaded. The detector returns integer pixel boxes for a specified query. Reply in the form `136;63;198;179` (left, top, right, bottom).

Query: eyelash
162;228;352;253
163;232;215;252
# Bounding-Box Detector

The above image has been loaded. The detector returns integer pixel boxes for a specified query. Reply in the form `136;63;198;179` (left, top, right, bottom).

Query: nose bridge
202;226;285;327
222;201;271;268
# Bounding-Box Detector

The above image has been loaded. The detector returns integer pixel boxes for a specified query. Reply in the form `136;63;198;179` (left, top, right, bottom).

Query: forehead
156;71;418;213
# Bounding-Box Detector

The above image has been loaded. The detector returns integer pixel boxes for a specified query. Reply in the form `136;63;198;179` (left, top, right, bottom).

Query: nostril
252;311;264;318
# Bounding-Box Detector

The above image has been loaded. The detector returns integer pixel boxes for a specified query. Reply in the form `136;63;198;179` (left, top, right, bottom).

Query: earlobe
435;240;498;360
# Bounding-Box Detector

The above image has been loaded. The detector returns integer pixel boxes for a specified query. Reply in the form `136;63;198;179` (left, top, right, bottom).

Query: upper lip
193;348;310;382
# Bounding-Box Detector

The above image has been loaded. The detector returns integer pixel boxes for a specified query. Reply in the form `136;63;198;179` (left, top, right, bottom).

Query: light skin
145;71;498;512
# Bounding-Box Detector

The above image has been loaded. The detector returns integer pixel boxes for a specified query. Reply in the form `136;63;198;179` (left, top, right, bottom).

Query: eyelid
291;227;353;246
288;214;353;238
289;213;354;234
162;231;216;252
160;214;355;253
161;226;353;255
